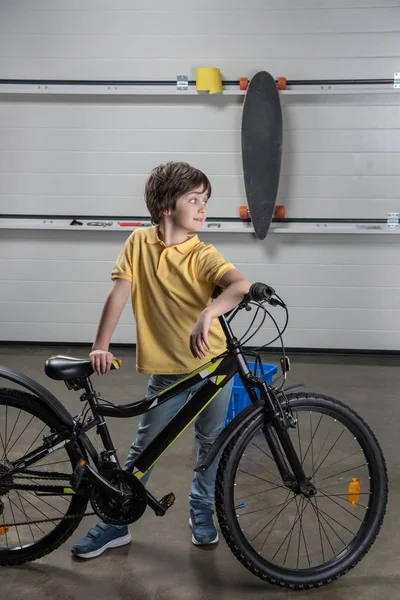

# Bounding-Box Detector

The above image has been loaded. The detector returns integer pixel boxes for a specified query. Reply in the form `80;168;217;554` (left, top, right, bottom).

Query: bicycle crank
90;469;147;526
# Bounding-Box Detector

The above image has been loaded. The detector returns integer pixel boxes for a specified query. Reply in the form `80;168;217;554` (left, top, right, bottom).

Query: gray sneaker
71;522;131;559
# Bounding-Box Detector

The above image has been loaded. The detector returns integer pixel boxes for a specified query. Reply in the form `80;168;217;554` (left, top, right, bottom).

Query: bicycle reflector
348;478;361;506
0;526;8;535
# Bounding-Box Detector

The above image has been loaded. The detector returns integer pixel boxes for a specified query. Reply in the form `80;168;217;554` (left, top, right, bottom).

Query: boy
72;162;250;558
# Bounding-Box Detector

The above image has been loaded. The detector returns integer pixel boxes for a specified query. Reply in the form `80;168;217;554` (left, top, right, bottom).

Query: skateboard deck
241;71;283;240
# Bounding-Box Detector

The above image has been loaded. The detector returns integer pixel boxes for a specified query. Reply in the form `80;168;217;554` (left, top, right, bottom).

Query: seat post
82;378;121;468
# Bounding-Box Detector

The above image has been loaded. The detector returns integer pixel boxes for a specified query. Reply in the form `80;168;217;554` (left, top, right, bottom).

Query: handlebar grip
248;282;275;302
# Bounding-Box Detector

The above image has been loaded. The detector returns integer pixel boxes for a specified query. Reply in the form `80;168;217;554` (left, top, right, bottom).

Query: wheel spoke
296;411;303;465
243;448;283;484
299;497;311;568
24;423;48;456
16;491;41;539
237;468;287;489
257;494;295;553
32;460;71;468
316;463;368;485
0;424;6;459
250;440;275;462
6;414;35;456
8;497;23;549
313;495;326;562
226;396;386;579
309;412;315;479
23;489;67;517
250;440;287;482
314;447;363;477
309;499;348;547
14;490;58;524
17;492;53;534
250;492;294;543
1;509;9;547
317;489;366;523
311;428;346;479
4;406;8;457
4;408;22;456
8;495;37;539
309;417;333;473
318;488;369;509
270;495;309;561
310;496;335;557
311;502;357;538
0;394;85;564
282;498;297;566
238;497;293;519
295;496;302;568
236;485;284;501
300;413;323;467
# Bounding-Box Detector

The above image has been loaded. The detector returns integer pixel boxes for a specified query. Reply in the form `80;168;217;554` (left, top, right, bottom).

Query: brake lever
237;298;252;312
268;297;287;309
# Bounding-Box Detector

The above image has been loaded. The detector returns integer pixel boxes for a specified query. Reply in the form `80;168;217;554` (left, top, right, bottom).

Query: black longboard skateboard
241;71;283;240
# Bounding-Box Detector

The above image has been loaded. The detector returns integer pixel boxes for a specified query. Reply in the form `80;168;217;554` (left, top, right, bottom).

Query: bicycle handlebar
247;282;275;302
213;282;286;309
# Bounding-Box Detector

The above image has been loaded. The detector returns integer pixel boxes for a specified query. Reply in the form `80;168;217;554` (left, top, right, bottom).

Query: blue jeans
123;373;234;509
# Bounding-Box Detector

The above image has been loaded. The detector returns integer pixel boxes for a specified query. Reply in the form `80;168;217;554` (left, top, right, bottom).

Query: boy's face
168;185;209;233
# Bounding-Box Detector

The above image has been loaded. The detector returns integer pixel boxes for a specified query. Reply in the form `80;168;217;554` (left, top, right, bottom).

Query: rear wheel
216;393;387;589
0;387;88;565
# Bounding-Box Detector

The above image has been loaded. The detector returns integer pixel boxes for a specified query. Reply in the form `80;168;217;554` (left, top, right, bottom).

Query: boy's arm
91;278;132;374
190;269;250;359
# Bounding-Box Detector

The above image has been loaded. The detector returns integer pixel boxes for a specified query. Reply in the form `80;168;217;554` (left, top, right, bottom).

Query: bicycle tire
0;387;88;566
215;393;388;589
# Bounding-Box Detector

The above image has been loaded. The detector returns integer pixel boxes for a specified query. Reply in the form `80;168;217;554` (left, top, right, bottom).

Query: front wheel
215;393;388;589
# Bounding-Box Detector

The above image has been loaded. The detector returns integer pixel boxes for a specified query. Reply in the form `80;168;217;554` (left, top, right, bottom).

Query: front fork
258;381;316;498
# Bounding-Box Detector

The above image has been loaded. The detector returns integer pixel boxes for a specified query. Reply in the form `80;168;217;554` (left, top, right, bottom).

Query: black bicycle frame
76;314;308;489
2;313;309;498
86;351;241;480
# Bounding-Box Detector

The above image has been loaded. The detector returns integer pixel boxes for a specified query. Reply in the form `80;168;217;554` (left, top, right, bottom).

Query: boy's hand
190;311;212;359
90;349;122;375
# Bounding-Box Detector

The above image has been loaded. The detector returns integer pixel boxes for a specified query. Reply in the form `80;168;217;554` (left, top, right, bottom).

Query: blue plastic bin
225;362;278;425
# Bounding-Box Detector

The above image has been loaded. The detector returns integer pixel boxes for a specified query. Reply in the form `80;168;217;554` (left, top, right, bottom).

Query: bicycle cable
232;296;289;389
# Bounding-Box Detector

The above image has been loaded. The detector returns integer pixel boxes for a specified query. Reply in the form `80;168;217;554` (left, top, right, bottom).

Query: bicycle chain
1;474;95;528
14;473;70;481
1;511;96;528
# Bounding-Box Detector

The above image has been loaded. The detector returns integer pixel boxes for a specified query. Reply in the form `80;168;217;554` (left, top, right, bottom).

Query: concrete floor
0;344;398;600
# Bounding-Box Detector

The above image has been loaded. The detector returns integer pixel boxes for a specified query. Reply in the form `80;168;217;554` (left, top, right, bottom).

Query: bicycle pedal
159;492;175;511
70;459;87;490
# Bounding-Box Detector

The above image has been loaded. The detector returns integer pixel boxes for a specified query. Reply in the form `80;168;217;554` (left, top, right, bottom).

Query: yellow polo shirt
111;226;235;374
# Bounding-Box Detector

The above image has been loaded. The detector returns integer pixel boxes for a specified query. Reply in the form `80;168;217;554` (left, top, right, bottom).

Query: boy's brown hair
145;162;212;224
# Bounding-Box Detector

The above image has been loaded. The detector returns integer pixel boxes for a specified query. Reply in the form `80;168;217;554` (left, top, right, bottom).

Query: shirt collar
146;226;199;254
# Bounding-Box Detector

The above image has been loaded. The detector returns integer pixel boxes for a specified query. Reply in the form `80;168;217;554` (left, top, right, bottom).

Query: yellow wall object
196;68;223;94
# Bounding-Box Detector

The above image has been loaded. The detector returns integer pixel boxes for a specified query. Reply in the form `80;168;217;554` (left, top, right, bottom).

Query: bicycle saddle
44;355;117;381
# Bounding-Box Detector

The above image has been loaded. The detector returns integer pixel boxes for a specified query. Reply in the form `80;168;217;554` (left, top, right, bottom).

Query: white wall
0;1;399;350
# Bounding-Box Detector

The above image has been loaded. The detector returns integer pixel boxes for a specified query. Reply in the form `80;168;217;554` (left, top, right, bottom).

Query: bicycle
0;283;387;590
